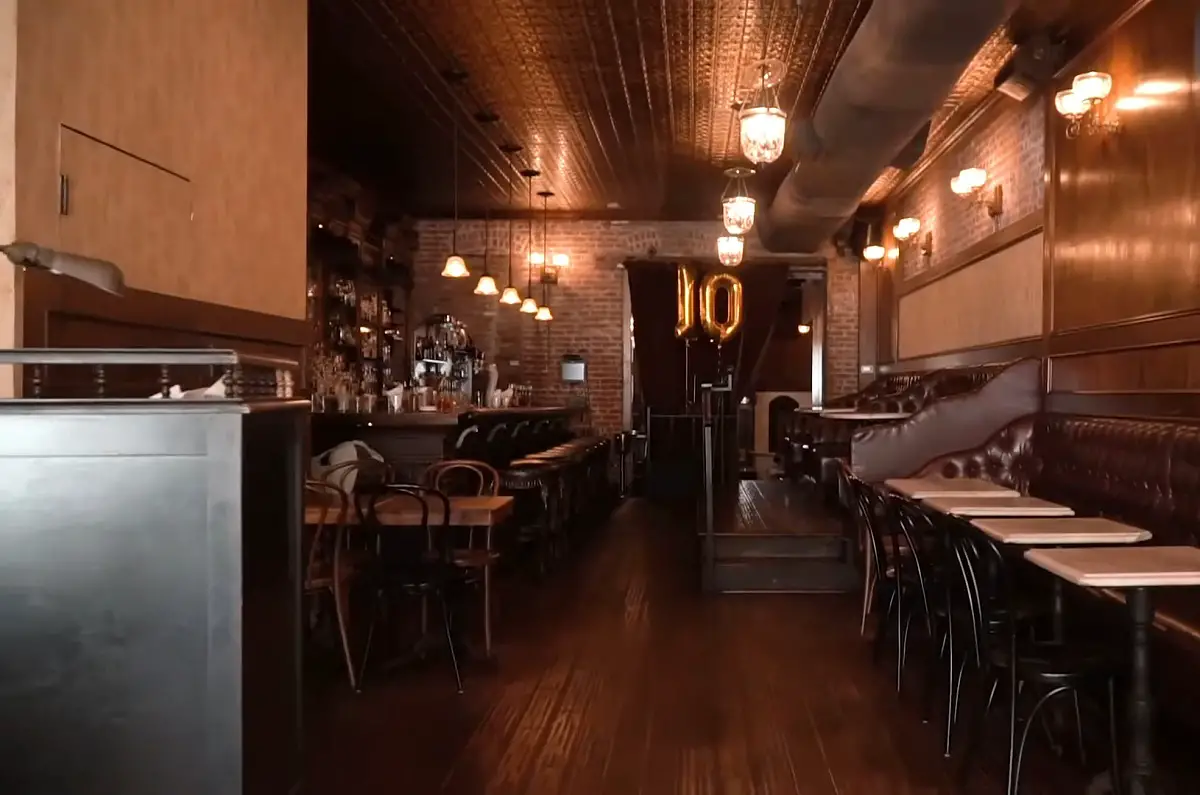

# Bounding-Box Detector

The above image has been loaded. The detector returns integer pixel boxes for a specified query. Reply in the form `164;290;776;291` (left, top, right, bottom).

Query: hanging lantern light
862;223;885;263
473;211;498;295
721;166;756;236
519;168;541;313
738;59;787;165
442;85;469;278
716;235;744;267
535;190;554;321
499;143;523;305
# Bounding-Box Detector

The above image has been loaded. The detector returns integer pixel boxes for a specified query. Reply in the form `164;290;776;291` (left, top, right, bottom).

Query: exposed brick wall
889;96;1045;280
412;220;861;431
825;251;860;399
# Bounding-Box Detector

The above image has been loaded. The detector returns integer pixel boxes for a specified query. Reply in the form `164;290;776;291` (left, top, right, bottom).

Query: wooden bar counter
310;406;580;478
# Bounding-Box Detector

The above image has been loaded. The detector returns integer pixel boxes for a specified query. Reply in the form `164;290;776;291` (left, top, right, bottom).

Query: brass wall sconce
918;231;933;259
1055;71;1120;139
950;168;1003;218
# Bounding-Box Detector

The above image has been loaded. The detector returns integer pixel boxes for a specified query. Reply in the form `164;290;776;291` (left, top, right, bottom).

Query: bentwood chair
303;477;364;691
362;484;464;693
951;528;1123;794
424;459;503;657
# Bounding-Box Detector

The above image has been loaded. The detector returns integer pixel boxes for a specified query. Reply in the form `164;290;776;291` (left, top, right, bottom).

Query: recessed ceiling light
606;202;621;209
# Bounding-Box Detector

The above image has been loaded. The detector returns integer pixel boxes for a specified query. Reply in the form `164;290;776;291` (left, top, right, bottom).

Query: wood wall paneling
15;0;307;319
898;232;1044;359
1045;0;1200;418
1050;0;1199;332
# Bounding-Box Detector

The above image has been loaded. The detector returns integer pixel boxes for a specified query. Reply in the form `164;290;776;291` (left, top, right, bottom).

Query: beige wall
0;0;16;396
14;0;308;319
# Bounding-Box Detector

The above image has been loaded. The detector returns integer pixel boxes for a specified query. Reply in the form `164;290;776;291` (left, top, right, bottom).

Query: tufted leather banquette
913;413;1200;723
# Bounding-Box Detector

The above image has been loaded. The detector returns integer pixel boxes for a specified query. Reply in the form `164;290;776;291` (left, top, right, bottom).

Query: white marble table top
1024;545;1200;588
921;495;1075;518
819;412;912;420
885;477;1018;500
971;517;1151;545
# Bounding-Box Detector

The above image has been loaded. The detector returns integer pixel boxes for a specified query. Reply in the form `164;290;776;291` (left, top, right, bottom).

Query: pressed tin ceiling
309;0;872;218
309;0;1136;219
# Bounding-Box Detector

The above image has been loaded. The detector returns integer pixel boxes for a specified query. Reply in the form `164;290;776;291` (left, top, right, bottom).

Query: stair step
712;559;860;594
710;533;847;561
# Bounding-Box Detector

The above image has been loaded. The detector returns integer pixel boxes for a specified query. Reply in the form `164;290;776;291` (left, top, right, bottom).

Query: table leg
1051;579;1064;643
1127;586;1156;795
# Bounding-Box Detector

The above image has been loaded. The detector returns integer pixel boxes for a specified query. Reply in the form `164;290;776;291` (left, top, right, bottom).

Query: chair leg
872;589;895;665
946;650;970;757
330;578;359;693
859;564;878;638
957;667;999;789
482;564;493;659
440;593;464;694
921;627;946;723
1071;690;1087;764
1013;686;1072;795
895;591;906;693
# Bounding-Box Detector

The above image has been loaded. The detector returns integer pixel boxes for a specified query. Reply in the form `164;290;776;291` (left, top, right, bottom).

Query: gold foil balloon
699;272;744;344
674;264;697;337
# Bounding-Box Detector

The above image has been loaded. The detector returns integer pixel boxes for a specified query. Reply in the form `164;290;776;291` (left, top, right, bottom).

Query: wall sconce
861;224;885;263
1055;71;1120;139
797;323;812;335
950;168;1003;218
919;231;933;259
892;216;921;242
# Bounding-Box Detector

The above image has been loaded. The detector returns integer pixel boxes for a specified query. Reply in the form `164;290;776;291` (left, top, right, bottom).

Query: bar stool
501;458;564;576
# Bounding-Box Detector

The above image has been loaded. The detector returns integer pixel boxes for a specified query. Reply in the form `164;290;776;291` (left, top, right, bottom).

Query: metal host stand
0;349;308;795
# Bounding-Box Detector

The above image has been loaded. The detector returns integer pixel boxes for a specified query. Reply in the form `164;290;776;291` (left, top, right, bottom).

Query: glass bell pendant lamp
442;118;469;278
520;168;540;313
499;144;523;305
721;166;756;236
473;211;499;295
738;59;787;165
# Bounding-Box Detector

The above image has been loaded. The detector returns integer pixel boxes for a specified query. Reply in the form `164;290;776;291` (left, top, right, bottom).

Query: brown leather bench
912;413;1200;724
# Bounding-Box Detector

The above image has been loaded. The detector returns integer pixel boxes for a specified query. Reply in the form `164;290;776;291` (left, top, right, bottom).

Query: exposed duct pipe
756;0;1019;253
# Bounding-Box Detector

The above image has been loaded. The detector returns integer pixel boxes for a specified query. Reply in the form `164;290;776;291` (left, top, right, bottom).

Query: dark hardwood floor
717;479;844;536
305;497;1084;795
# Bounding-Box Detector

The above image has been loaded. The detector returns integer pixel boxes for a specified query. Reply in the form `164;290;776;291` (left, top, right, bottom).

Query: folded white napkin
148;376;228;400
385;384;405;396
311;440;385;493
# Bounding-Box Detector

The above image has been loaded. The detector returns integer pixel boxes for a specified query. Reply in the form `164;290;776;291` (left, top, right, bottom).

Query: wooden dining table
1025;545;1200;795
920;495;1075;518
886;476;1018;500
305;494;515;528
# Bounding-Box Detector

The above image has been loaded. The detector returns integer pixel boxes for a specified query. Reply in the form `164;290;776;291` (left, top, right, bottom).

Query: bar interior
4;1;1200;794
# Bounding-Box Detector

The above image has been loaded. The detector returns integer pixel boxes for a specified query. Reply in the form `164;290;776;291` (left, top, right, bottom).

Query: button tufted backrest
862;365;1003;414
1032;414;1199;546
913;415;1039;492
913;412;1200;547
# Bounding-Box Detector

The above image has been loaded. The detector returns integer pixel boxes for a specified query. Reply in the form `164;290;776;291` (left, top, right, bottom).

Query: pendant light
721;166;756;235
738;59;787;165
473;209;498;295
534;189;553;321
519;168;540;314
498;143;523;305
441;103;469;278
717;234;744;267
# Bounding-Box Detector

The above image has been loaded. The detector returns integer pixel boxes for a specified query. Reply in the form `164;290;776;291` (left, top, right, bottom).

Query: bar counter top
311;405;579;429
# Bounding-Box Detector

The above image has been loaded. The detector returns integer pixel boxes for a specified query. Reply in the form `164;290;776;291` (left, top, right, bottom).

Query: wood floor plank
306;497;1074;795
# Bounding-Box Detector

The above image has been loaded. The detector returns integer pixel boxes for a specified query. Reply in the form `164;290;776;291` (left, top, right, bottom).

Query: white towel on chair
310;440;384;493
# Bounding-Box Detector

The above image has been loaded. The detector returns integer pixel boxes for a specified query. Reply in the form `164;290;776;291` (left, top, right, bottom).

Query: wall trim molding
1048;308;1200;358
880;336;1043;373
1046;390;1200;420
22;269;311;350
897;211;1043;297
